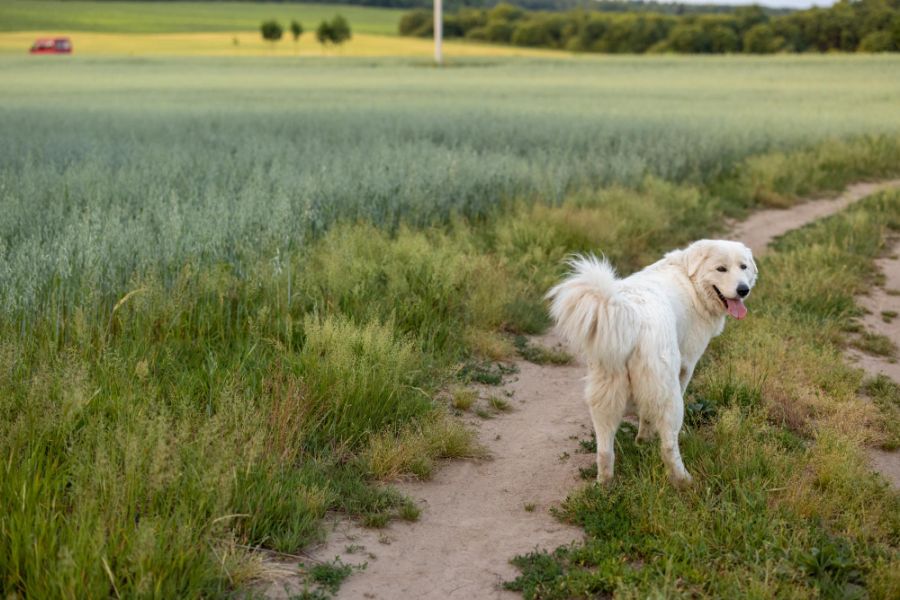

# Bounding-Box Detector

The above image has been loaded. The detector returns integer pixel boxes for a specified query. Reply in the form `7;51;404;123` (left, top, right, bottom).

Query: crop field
0;0;403;35
0;30;562;57
2;52;900;598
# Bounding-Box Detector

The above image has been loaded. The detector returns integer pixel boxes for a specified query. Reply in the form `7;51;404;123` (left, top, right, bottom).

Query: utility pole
434;0;443;65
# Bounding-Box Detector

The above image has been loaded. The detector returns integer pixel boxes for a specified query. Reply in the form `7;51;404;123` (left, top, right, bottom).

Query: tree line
109;0;795;15
260;15;352;47
399;0;900;53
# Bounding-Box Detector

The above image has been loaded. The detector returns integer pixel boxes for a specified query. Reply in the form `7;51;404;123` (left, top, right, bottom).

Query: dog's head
669;240;757;320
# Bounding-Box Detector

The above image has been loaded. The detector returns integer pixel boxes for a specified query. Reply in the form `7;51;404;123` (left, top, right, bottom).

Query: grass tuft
513;335;573;365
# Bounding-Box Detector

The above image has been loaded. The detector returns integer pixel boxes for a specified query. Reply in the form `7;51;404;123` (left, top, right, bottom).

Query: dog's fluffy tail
546;255;638;368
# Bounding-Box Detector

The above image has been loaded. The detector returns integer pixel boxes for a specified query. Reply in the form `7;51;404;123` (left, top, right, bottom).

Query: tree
316;20;333;46
743;23;784;53
290;20;304;45
330;15;352;45
317;15;352;47
260;20;283;45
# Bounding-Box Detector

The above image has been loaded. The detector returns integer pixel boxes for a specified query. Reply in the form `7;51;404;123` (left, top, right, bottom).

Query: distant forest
94;1;796;16
400;0;900;53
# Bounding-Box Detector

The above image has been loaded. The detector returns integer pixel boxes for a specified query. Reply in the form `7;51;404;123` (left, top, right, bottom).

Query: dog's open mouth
713;285;747;320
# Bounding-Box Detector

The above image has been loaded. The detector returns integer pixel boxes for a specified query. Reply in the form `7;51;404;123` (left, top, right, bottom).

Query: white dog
547;240;757;487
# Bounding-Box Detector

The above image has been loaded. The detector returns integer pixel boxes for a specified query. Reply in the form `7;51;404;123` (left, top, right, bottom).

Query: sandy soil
254;179;900;598
260;332;594;599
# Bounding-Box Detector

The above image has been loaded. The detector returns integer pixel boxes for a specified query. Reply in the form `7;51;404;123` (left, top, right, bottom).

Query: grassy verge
2;139;900;596
505;192;900;599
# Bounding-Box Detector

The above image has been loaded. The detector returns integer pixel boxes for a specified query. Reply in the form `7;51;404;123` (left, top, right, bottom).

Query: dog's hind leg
585;369;629;484
630;352;693;488
657;390;692;488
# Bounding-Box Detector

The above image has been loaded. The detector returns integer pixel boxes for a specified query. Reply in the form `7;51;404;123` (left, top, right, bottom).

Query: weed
451;389;476;411
305;557;360;595
881;310;897;323
852;331;897;357
399;501;421;522
488;396;512;413
474;407;494;420
457;361;517;385
513;335;573;365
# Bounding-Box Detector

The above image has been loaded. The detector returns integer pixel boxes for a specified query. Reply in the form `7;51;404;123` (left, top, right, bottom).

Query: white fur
547;240;757;486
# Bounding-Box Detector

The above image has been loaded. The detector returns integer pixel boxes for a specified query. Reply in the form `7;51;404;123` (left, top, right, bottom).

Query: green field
4;55;900;315
2;54;900;597
0;0;404;34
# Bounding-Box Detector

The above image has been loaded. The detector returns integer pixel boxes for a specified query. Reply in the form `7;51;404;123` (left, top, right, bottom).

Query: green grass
2;54;900;598
505;193;900;599
513;335;572;365
862;375;900;450
852;330;898;357
0;0;403;35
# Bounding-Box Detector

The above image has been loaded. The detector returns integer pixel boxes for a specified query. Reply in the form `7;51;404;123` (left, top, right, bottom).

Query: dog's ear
681;241;712;278
746;250;759;285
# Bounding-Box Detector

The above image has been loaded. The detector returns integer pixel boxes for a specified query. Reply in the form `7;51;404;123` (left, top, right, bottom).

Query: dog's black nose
736;284;750;298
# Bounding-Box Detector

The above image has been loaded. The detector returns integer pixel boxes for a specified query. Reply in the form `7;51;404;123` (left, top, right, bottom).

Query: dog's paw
595;474;615;488
669;472;694;490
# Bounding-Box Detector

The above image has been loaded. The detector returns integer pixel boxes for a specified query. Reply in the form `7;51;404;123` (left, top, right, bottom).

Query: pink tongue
726;298;747;320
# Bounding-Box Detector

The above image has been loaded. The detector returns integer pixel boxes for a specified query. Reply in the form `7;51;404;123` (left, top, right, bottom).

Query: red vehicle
30;38;72;54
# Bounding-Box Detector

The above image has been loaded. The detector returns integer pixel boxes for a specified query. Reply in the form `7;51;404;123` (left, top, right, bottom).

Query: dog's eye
740;264;747;270
716;266;727;273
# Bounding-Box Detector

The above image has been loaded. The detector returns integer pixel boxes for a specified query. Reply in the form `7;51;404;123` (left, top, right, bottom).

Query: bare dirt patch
259;333;593;599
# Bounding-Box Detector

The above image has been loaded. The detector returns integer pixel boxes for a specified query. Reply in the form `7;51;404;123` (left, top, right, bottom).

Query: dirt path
261;332;593;599
730;179;900;256
256;179;900;598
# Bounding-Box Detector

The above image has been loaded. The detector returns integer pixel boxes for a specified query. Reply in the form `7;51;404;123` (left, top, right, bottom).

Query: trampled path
258;179;900;599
